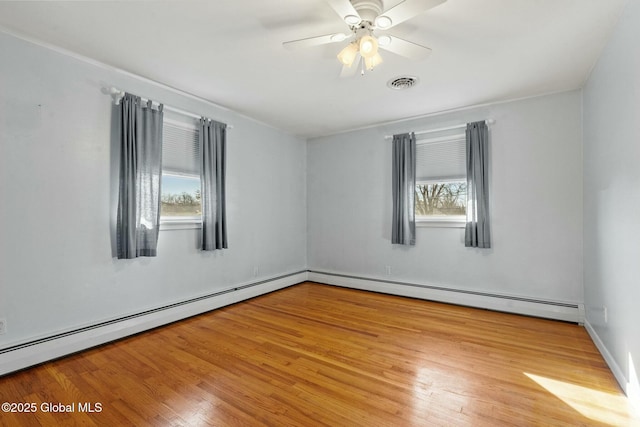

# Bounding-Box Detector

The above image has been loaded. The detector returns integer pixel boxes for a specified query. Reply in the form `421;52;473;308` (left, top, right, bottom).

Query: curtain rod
107;87;233;128
384;119;494;140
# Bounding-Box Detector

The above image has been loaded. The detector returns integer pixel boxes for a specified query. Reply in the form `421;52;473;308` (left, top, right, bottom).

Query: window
161;174;201;217
416;181;467;216
415;131;467;226
161;119;201;229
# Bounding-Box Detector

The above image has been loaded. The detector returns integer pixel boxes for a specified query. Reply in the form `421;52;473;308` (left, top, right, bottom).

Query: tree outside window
415;181;466;217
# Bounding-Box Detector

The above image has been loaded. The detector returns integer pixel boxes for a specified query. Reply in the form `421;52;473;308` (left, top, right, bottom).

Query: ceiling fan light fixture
375;15;392;29
359;35;378;58
337;42;359;67
344;14;361;25
330;33;347;42
365;53;383;70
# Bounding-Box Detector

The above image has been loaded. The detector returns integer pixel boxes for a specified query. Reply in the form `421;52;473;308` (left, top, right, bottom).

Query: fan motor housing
351;0;383;22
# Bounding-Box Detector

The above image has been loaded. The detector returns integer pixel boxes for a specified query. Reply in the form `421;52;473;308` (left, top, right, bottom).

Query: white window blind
416;135;466;182
162;122;199;176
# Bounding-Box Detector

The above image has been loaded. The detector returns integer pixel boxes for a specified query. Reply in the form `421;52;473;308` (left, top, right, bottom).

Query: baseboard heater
0;271;308;377
307;270;584;324
1;270;583;376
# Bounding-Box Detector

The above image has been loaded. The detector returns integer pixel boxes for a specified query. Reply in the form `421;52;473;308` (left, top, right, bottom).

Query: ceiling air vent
387;76;419;90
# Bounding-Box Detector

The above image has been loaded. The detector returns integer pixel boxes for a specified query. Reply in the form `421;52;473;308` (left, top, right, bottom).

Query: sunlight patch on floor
524;372;637;426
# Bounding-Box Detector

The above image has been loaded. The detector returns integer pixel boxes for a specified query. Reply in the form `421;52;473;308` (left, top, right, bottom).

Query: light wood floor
0;282;637;426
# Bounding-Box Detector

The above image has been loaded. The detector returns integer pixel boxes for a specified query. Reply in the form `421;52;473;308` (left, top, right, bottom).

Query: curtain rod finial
107;87;125;105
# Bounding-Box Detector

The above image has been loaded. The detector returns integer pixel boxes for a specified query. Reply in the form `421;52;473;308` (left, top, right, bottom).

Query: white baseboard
0;271;308;377
0;271;586;377
584;320;640;410
308;271;584;323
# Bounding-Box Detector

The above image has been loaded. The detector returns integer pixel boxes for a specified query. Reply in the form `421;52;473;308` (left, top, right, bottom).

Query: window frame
159;118;202;231
414;132;467;228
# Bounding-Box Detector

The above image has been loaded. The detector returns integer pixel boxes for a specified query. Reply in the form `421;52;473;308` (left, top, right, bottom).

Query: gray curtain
392;132;416;245
200;118;227;250
116;93;164;259
465;121;491;248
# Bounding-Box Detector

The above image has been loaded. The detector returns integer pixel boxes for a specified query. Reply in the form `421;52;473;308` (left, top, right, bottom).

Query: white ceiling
0;0;626;138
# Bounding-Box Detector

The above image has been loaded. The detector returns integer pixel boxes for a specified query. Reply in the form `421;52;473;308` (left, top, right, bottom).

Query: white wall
1;7;638;402
308;90;583;305
583;0;640;402
0;31;307;349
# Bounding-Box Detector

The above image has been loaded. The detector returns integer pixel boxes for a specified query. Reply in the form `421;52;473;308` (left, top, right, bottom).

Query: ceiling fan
283;0;446;76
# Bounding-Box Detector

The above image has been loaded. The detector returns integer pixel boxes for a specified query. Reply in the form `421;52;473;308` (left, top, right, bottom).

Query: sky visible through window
162;174;199;195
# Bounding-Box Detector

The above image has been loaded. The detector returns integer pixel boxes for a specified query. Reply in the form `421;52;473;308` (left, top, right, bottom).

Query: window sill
160;219;202;230
416;218;465;228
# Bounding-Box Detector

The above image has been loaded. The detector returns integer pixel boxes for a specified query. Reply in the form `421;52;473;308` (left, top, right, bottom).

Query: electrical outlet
0;318;6;335
385;265;392;275
253;266;259;277
603;306;608;323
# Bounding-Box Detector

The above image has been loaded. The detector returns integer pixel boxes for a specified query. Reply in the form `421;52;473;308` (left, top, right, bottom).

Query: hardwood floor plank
0;282;637;426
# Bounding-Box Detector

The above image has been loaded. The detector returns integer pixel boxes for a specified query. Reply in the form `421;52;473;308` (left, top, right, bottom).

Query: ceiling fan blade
325;0;361;25
379;36;432;60
377;0;446;29
283;33;348;50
